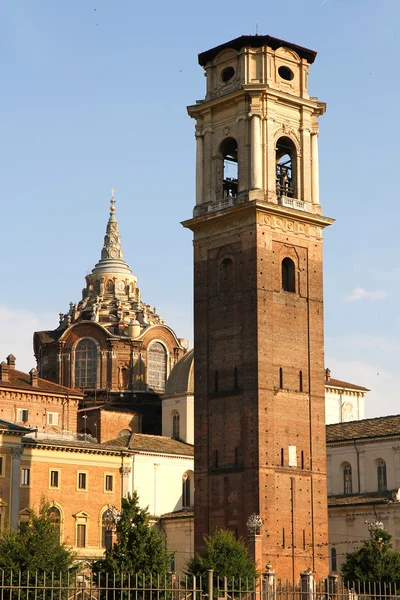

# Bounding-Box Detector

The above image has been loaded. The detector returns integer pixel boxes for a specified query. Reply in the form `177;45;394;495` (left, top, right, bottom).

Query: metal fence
0;571;398;600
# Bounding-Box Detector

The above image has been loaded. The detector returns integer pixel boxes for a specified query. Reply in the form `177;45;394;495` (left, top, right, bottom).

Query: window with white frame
47;412;59;426
50;470;60;488
21;468;30;486
78;472;87;490
16;409;29;423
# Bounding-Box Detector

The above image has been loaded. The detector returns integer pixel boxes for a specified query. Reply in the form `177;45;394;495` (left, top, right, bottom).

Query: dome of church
165;349;194;395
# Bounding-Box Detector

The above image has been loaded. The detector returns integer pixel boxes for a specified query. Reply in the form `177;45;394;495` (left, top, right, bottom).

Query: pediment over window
73;510;90;520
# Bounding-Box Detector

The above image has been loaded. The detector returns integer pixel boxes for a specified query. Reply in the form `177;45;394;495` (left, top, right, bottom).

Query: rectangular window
105;475;113;492
21;468;30;486
50;470;59;488
0;456;4;477
76;524;86;548
78;472;87;490
16;409;29;423
47;412;59;426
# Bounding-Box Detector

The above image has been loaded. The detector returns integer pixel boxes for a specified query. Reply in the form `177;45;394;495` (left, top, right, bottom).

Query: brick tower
183;35;333;580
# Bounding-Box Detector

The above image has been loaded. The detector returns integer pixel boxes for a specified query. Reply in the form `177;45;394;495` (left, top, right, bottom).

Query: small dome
165;349;194;395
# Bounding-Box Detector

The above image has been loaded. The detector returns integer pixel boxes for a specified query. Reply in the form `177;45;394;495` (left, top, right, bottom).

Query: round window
278;66;294;81
221;66;235;83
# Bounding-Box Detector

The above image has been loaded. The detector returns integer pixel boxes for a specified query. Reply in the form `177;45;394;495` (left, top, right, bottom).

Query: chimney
29;368;38;387
6;354;16;370
325;368;331;382
0;362;9;382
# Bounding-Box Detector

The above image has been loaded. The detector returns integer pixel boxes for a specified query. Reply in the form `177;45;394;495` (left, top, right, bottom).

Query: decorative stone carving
11;447;23;459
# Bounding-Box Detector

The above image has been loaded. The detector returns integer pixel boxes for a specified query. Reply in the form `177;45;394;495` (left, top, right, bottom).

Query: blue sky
1;0;399;417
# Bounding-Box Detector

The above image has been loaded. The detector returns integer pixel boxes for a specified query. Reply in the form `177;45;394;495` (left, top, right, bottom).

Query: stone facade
324;369;368;425
183;34;333;579
327;416;400;573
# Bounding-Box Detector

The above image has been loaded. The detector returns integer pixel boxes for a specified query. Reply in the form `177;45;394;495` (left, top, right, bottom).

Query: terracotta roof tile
108;433;194;456
328;491;393;507
128;434;194;456
160;509;194;519
325;377;369;392
0;368;83;397
326;415;400;442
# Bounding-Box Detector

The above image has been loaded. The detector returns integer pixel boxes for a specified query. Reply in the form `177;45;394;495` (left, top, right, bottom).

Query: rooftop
198;34;317;67
328;491;394;507
0;365;83;397
108;432;194;456
326;414;400;443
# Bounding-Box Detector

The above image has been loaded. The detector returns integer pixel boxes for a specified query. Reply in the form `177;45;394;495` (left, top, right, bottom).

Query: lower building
327;415;400;573
0;419;124;559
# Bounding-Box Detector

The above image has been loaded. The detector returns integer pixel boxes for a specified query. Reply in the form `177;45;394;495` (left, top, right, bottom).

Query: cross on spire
110;188;115;212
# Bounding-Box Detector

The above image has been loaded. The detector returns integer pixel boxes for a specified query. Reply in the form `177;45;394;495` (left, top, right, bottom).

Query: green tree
341;527;400;584
93;491;169;578
0;497;77;573
186;528;258;589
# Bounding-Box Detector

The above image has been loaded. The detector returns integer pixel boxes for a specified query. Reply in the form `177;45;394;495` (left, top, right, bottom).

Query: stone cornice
327;434;400;448
182;199;334;235
187;87;325;120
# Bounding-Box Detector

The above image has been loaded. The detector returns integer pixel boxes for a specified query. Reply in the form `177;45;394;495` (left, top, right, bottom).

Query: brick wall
192;205;329;580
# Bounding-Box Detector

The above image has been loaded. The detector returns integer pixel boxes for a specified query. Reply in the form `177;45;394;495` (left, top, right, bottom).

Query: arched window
220;138;238;198
48;506;61;540
182;471;194;508
147;342;167;391
342;462;352;495
75;339;97;388
101;512;113;549
172;411;180;440
331;547;337;572
377;459;387;492
220;257;234;293
282;258;296;293
276;136;297;198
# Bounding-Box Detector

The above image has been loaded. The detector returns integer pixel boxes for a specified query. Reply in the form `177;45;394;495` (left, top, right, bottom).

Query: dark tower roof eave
198;34;317;66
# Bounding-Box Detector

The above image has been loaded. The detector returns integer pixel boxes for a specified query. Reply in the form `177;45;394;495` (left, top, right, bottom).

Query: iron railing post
207;570;214;600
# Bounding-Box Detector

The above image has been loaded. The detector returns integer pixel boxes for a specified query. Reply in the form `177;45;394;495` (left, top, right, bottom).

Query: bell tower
183;35;334;580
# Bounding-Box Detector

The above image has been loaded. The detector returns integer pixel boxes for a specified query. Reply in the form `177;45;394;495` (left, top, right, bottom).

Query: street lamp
365;518;384;537
246;513;264;535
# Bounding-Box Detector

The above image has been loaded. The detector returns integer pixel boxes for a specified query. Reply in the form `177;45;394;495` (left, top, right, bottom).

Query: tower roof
91;191;133;276
198;34;317;66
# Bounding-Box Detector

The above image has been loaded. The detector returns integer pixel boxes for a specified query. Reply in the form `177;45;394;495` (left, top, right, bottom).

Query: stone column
265;115;276;201
248;533;263;569
393;446;400;488
195;131;204;206
300;569;315;600
10;446;23;530
251;114;262;189
358;450;366;493
326;454;332;495
120;464;131;498
327;572;339;600
311;132;320;205
263;563;276;600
